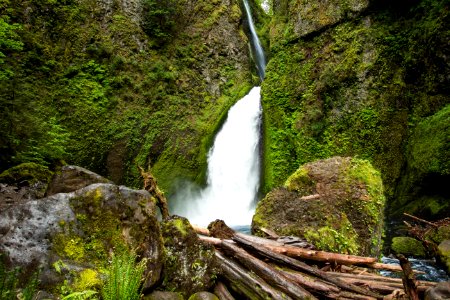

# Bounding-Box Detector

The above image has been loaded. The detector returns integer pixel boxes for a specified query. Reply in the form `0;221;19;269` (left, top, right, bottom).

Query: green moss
391;237;426;257
438;240;450;273
304;214;359;255
74;269;102;291
0;162;53;184
53;234;86;262
284;166;315;194
172;218;188;236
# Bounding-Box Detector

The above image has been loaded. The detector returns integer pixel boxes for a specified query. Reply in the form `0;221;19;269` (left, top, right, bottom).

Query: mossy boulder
252;156;385;257
144;291;184;300
0;180;164;295
0;163;53;199
160;216;217;297
437;240;450;274
391;237;427;257
46;165;112;196
188;292;219;300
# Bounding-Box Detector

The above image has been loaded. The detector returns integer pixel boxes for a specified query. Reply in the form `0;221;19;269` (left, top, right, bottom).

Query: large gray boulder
0;182;164;293
252;157;385;257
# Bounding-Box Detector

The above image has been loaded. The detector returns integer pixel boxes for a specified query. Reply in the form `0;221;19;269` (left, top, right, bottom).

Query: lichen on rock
160;216;218;297
252;156;385;257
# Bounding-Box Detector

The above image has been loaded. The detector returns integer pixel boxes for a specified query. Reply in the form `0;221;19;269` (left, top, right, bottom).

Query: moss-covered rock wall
261;0;449;219
0;0;255;194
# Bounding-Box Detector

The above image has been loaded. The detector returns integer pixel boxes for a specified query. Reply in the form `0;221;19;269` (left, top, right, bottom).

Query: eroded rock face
274;0;370;39
0;183;163;291
252;157;385;257
160;216;218;297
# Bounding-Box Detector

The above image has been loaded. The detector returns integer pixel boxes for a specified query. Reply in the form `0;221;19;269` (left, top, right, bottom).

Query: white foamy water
173;87;262;226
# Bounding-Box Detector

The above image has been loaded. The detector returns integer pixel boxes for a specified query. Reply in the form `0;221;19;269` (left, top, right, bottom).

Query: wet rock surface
160;216;218;297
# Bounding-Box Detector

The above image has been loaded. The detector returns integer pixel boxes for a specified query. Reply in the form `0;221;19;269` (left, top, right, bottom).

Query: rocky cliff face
0;0;254;193
261;0;449;219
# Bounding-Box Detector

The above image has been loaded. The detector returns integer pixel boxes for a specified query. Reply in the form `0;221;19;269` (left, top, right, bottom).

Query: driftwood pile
194;221;438;300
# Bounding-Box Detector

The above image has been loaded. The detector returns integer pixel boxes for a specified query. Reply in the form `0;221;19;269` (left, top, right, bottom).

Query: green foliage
0;260;19;300
391;237;426;257
101;251;147;300
61;290;98;300
305;214;360;255
0;15;23;80
0;255;39;300
142;0;177;44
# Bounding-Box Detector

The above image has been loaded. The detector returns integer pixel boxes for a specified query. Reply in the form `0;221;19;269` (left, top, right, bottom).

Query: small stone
144;291;184;300
425;281;450;300
188;292;219;300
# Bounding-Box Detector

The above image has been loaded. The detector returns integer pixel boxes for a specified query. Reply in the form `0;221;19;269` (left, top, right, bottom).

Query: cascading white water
243;0;266;80
174;87;262;226
173;0;266;227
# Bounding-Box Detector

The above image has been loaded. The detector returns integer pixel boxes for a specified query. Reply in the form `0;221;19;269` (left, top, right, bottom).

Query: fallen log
195;226;417;273
233;234;383;299
333;276;432;295
216;251;292;300
330;272;436;287
220;240;318;300
213;281;235;300
398;255;419;300
278;268;341;298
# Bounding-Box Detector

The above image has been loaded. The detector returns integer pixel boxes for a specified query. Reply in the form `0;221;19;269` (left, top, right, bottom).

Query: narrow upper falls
243;0;266;80
173;0;266;227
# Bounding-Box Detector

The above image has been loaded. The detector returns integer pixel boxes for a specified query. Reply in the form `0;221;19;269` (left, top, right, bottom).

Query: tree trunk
213;281;235;300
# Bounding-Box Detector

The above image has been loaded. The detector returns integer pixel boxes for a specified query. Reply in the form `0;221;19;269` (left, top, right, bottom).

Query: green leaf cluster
101;251;147;300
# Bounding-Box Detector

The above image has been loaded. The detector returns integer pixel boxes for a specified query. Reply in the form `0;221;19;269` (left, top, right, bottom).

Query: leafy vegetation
0;255;38;300
102;251;147;300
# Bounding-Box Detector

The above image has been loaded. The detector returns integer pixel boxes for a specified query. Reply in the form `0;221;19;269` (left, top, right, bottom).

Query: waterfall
243;0;266;80
172;0;266;227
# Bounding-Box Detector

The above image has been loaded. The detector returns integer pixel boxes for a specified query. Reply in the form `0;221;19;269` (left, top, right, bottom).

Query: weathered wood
279;268;341;297
233;234;383;299
220;240;317;300
198;235;224;246
330;272;436;287
260;227;280;239
398;255;420;300
213;282;235;300
233;233;377;265
216;251;291;300
403;213;438;227
300;194;321;200
192;224;210;236
138;165;170;220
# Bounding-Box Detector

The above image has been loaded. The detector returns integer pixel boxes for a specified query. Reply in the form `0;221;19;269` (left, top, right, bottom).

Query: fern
101;251;147;300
